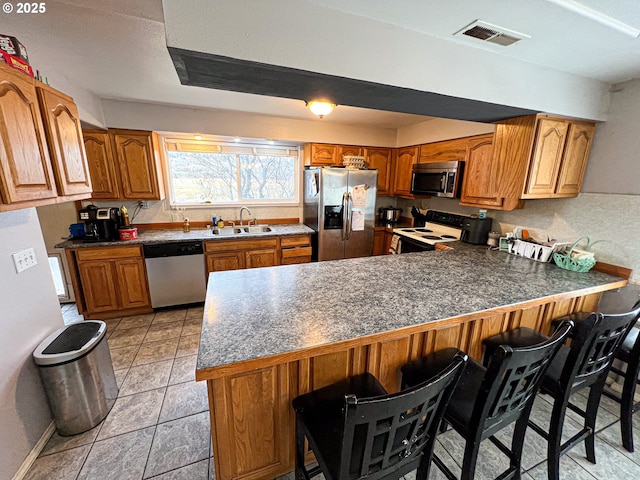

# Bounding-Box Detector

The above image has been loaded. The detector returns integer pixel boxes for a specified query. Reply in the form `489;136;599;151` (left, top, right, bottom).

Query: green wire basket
552;237;596;273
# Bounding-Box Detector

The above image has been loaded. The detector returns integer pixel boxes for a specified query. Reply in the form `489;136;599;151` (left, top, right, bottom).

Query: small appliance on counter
378;206;402;223
78;205;123;242
460;217;493;245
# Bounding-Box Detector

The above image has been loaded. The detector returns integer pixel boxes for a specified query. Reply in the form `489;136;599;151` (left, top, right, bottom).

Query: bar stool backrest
477;322;573;438
339;353;467;480
561;304;640;390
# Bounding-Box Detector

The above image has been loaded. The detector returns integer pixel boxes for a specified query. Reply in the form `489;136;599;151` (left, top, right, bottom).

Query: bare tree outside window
165;142;298;205
239;155;295;200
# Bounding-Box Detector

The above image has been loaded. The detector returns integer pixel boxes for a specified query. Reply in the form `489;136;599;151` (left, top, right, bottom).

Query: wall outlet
12;247;37;274
139;201;149;209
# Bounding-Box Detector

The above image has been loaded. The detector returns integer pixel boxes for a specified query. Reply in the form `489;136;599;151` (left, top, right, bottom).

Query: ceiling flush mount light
545;0;640;38
306;100;335;118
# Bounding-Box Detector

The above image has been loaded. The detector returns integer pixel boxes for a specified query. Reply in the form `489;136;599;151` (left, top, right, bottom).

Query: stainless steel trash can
33;321;118;436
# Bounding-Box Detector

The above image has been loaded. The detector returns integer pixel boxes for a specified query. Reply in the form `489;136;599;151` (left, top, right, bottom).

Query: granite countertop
55;224;314;249
197;242;627;373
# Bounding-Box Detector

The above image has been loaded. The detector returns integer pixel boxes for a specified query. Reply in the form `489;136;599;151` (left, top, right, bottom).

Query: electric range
392;210;465;252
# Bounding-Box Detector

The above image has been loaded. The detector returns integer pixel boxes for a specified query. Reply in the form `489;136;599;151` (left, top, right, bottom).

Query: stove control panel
425;210;465;228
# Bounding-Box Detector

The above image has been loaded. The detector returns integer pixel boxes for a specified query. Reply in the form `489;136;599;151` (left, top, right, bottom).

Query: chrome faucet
239;206;252;227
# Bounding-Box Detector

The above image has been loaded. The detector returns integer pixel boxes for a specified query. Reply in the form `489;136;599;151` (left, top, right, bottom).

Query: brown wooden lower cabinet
71;245;152;319
207;251;245;272
200;292;603;480
373;229;394;255
205;235;312;274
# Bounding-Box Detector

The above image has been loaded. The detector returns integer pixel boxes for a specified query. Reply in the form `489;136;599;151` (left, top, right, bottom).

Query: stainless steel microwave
410;161;464;198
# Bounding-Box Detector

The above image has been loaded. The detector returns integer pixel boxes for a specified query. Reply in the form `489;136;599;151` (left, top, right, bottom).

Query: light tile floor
26;304;640;480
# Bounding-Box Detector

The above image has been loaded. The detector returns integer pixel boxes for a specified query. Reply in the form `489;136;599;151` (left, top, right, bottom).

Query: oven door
398;236;435;253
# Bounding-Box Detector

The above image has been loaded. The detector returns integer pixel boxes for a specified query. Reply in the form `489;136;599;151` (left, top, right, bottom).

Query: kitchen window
161;136;300;206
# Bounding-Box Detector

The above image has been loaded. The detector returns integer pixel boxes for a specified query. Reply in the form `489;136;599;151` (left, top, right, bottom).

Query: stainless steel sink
212;227;244;235
212;226;272;235
242;226;272;233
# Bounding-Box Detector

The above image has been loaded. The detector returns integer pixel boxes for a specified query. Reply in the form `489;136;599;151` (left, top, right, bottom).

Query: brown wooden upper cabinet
0;62;91;211
337;145;363;164
364;147;393;195
83;128;164;200
304;143;395;195
492;114;595;204
37;84;92;197
459;134;507;208
83;130;120;199
303;143;338;166
0;64;57;206
419;138;468;163
522;118;594;198
393;146;418;198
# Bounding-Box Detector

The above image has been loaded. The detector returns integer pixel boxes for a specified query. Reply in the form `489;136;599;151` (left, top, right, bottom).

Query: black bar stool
292;353;467;480
400;322;572;480
594;299;640;451
482;304;640;480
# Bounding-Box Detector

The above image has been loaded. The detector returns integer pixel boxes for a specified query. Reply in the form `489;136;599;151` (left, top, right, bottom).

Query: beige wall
396;118;494;147
0;209;64;480
102;100;398;147
399;193;640;284
582;78;640;195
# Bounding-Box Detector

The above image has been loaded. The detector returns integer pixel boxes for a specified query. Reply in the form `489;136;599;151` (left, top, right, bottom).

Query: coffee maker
79;205;122;241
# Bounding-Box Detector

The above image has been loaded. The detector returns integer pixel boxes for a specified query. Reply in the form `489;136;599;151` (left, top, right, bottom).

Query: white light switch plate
13;248;37;274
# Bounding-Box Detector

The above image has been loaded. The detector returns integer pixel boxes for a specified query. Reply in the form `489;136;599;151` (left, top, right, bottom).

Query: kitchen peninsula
196;245;627;480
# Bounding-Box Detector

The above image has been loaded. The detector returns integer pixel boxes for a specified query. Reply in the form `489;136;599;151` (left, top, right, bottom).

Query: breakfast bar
196;245;627;480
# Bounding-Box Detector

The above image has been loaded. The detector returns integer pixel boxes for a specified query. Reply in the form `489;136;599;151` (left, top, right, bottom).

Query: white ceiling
2;0;639;128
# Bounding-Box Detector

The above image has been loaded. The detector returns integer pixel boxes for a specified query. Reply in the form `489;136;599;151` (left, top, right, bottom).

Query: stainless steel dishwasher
143;241;206;308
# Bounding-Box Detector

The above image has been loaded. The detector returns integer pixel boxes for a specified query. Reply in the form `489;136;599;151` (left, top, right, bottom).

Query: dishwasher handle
143;241;204;258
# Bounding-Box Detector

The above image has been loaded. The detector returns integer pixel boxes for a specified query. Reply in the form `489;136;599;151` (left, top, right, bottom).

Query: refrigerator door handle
346;192;353;240
341;192;349;241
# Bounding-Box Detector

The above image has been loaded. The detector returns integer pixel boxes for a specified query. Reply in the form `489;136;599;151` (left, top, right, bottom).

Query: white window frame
159;134;301;208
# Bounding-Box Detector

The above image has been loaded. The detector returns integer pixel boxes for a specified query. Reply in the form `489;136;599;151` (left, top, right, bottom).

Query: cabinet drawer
205;238;278;253
76;245;142;261
281;246;312;265
280;235;310;248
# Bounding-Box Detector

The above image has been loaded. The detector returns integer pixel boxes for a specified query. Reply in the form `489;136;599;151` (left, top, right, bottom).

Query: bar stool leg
547;396;570;480
621;357;640;452
585;380;606;463
512;407;532;475
295;417;308;480
461;434;482;480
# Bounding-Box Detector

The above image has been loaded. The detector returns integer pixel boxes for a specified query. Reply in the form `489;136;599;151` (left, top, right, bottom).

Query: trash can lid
33;321;106;366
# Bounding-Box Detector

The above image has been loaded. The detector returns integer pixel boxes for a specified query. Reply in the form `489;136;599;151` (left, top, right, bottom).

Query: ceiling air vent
454;20;530;47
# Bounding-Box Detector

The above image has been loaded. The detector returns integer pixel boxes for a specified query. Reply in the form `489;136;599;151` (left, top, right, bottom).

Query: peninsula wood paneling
369;336;412;393
423;323;470;355
211;365;291;480
203;290;608;480
510;305;546;331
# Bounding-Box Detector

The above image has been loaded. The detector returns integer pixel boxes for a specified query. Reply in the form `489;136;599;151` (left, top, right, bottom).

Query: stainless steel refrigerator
303;166;378;261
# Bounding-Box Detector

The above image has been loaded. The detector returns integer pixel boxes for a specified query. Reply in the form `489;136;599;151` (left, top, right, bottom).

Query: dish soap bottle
121;205;130;226
183;218;190;233
217;218;224;229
